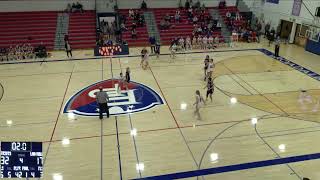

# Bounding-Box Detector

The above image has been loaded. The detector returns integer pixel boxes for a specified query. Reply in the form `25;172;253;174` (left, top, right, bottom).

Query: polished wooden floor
1;39;320;180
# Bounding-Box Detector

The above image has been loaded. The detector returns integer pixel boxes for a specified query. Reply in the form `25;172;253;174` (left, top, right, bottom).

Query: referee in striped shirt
96;87;110;119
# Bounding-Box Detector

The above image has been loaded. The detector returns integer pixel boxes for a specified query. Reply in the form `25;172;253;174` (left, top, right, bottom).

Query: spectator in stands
193;16;198;25
131;22;137;30
131;28;137;39
226;11;231;20
192;36;197;49
65;3;72;13
149;36;156;54
164;13;171;22
0;48;8;61
186;36;192;50
219;0;226;9
134;10;140;21
120;14;127;25
141;0;147;10
208;35;214;49
214;36;219;45
35;42;47;59
25;43;35;59
7;46;14;60
187;9;194;22
175;11;181;23
72;2;84;13
185;0;190;9
64;34;69;43
268;27;275;46
105;39;113;46
197;36;203;48
138;16;144;27
197;26;202;34
256;22;262;43
217;22;222;29
129;9;134;18
201;3;206;11
106;22;112;39
169;41;177;59
189;0;194;8
207;22;213;32
65;41;72;58
235;12;241;21
160;19;167;30
202;36;208;49
265;22;270;38
96;32;104;46
120;23;127;32
178;37;185;51
194;0;201;9
165;21;171;29
199;11;205;22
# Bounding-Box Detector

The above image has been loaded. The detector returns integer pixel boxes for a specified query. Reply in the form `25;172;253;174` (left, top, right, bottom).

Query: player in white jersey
178;37;185;51
186;36;192;50
170;43;177;60
117;72;125;94
193;90;205;120
206;58;215;80
192;36;197;49
208;36;214;49
140;48;149;70
197;36;203;49
202;36;208;49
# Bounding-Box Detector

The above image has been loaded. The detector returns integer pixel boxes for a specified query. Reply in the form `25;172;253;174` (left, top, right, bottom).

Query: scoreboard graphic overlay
1;142;43;178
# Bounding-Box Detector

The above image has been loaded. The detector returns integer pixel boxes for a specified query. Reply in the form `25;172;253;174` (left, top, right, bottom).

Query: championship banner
292;0;302;16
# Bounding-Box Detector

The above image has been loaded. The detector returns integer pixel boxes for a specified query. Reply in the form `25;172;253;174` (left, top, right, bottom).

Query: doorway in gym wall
280;20;293;41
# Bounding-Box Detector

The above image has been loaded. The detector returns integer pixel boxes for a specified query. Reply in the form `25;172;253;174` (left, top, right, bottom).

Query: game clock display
0;142;43;178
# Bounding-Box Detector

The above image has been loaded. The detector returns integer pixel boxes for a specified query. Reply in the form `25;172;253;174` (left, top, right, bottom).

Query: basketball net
99;45;122;87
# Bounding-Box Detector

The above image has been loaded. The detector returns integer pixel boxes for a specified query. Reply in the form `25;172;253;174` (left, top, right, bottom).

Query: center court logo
63;79;164;116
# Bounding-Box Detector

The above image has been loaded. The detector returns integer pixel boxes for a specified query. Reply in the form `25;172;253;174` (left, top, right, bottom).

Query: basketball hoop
99;45;122;87
99;44;122;56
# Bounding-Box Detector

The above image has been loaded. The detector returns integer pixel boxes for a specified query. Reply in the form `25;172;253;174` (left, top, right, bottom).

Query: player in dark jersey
204;77;214;102
155;42;161;58
204;55;210;81
125;67;130;90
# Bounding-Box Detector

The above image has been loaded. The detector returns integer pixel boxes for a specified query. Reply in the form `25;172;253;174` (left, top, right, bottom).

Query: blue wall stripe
133;153;320;180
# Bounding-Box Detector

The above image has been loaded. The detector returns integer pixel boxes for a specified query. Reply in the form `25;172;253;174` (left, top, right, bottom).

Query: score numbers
1;142;43;178
11;142;29;151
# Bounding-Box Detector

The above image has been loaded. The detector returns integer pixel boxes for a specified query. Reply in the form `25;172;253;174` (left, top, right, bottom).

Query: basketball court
1;41;320;180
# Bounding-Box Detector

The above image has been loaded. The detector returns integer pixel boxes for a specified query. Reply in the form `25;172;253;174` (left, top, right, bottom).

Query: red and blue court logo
63;79;164;116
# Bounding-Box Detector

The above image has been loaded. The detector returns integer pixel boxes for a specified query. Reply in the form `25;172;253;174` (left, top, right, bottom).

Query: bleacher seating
153;7;223;45
118;8;224;46
118;9;149;47
68;10;96;49
0;11;58;50
218;6;245;28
